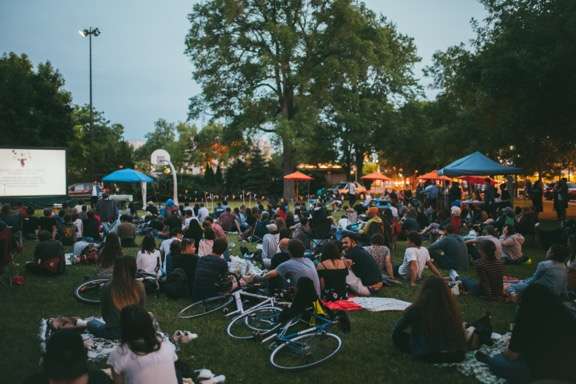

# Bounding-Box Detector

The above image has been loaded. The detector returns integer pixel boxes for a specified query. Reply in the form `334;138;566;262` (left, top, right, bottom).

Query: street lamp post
79;27;101;179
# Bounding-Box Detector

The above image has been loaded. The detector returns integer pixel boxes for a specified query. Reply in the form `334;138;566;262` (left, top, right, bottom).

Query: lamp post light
79;27;101;178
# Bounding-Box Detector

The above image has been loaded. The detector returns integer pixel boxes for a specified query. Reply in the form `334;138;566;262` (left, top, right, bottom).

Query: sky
0;0;487;141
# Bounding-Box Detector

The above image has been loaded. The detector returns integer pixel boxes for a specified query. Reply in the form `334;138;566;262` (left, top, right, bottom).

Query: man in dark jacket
192;237;229;300
25;230;65;275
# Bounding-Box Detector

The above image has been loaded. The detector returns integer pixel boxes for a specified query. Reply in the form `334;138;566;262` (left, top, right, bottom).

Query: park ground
0;201;573;383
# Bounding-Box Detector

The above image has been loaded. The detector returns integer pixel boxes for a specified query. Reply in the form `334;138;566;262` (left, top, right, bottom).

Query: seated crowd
2;179;575;383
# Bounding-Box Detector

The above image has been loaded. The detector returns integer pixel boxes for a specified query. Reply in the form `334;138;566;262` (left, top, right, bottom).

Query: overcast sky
0;0;487;140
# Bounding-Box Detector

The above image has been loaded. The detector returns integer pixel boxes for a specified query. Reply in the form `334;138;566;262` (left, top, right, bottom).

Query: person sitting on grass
363;233;395;279
108;305;178;384
506;244;568;299
342;234;383;296
396;231;443;287
198;226;215;257
261;223;280;268
466;225;502;260
256;239;321;296
476;284;576;384
427;224;469;272
393;276;466;363
98;233;123;278
461;240;504;300
136;234;161;277
38;208;58;240
499;224;526;264
87;256;146;340
317;240;351;301
116;215;136;248
24;330;112;384
82;210;101;242
25;230;65;276
172;238;198;292
192;237;229;301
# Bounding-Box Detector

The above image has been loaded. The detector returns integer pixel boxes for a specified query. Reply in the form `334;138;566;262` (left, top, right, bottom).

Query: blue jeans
486;353;531;384
87;319;120;340
506;277;534;295
461;276;481;296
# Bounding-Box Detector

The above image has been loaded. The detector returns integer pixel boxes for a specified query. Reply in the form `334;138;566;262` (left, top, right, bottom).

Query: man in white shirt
397;232;442;287
197;204;209;224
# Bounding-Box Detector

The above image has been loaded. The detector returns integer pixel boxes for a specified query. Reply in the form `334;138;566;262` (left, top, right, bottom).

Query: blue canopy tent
102;168;154;208
438;151;522;177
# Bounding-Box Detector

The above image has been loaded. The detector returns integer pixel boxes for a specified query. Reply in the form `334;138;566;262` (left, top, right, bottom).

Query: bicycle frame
261;313;333;345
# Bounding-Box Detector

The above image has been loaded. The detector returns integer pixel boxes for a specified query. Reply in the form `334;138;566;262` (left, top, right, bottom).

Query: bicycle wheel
270;332;342;370
227;306;283;340
177;295;233;319
73;278;109;304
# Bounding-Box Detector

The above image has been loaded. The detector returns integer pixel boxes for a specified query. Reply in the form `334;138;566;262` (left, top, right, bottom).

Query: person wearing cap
262;223;280;268
24;330;112;384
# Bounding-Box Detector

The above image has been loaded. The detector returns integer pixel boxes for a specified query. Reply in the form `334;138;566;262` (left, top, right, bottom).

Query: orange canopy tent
284;171;313;200
361;171;391;181
418;170;451;182
283;171;313;182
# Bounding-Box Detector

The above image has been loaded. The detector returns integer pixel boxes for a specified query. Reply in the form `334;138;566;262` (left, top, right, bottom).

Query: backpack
163;268;189;299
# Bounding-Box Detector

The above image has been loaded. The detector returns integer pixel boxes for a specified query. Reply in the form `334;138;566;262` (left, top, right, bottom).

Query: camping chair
0;227;14;288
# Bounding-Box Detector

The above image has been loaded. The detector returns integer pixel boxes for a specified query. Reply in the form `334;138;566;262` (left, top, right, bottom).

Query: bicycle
177;274;290;321
260;310;348;370
73;271;159;304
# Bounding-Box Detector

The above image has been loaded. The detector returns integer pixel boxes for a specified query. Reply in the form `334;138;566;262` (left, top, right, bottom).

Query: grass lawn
0;232;545;383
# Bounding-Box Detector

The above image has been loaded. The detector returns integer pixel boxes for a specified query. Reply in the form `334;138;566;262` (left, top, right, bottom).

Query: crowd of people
1;175;575;383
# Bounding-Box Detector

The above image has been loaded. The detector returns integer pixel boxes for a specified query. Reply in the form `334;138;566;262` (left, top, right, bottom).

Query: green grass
0;233;543;383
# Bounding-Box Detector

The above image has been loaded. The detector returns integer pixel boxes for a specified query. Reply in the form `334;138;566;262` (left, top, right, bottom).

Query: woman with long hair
108;305;178;383
393;276;466;363
317;241;351;300
87;256;146;339
136;234;161;277
198;226;215;257
98;233;123;277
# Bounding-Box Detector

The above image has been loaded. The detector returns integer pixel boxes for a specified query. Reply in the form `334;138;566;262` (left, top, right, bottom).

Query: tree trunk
355;147;364;181
282;135;295;201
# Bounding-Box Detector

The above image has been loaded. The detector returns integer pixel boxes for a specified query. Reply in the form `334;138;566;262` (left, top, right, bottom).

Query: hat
165;198;175;207
44;330;88;380
266;223;278;233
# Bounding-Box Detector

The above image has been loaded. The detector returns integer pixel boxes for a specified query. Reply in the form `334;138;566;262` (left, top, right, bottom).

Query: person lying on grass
396;231;443;287
393;276;466;363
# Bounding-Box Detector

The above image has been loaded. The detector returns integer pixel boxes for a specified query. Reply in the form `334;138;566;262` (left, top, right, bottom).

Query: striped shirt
476;257;504;299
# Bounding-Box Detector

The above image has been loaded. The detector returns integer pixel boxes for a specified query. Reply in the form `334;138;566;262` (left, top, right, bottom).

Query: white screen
0;148;67;197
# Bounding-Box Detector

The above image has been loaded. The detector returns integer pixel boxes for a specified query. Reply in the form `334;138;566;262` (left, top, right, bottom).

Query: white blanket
350;297;412;312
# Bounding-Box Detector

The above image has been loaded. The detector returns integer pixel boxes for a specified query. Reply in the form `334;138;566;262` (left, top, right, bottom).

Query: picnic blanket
436;333;510;384
322;297;412;312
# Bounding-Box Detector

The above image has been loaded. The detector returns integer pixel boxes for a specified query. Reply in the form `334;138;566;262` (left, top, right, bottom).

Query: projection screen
0;148;67;197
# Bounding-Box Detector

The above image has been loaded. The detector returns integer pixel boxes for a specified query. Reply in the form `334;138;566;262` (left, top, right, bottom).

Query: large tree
0;52;74;147
185;0;418;197
428;0;576;173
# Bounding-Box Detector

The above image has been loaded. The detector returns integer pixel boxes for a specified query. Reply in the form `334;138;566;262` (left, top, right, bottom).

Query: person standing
554;178;569;226
347;181;357;207
484;178;496;217
91;180;100;208
531;179;543;219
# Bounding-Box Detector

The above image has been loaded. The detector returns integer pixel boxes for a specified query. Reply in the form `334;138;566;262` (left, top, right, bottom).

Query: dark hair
140;234;157;254
43;208;52;217
445;224;457;235
38;230;51;242
279;228;291;240
181;238;194;253
203;227;215;240
213;237;228;255
204;216;214;224
87;210;95;219
169;240;182;256
342;233;359;243
43;330;88;380
99;233;122;269
169;227;183;237
111;256;142;310
484;225;498;237
120;305;160;355
370;233;386;246
503;224;517;235
288;239;305;258
477;239;497;261
549;244;569;263
412;277;466;352
321;241;341;261
407;231;422;247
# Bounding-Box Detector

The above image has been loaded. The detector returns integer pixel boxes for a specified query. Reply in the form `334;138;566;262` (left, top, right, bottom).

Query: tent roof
284;171;313;181
102;168;154;183
418;170;451;182
361;171;391;181
438;151;522;177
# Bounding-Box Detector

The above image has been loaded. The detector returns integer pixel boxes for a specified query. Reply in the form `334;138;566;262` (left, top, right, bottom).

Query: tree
0;52;74;147
185;0;417;197
428;0;576;173
244;146;270;194
68;105;134;181
225;159;249;193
